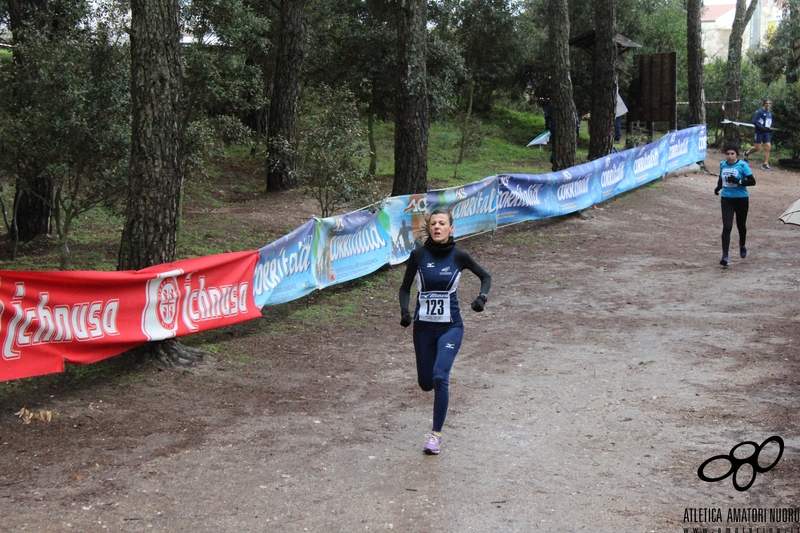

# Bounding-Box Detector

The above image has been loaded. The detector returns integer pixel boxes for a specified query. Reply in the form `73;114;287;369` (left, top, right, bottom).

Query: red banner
0;251;261;382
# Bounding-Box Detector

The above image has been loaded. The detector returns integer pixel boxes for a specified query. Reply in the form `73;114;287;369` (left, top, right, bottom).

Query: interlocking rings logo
697;436;784;492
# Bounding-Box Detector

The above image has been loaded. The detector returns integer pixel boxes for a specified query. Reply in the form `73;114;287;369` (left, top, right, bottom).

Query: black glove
764;127;771;133
471;294;487;312
400;310;413;328
726;175;741;185
714;186;721;196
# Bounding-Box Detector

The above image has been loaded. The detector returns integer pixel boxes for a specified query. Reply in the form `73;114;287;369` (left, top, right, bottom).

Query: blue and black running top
717;159;755;199
752;108;773;133
398;237;491;326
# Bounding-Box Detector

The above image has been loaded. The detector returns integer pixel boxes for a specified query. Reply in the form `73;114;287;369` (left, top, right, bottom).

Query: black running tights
720;196;749;256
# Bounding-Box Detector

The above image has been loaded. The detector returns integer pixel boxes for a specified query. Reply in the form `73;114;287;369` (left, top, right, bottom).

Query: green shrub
296;85;380;217
771;82;800;159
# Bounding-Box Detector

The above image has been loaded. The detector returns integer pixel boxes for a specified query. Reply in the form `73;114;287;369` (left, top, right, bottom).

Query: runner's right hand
400;311;413;328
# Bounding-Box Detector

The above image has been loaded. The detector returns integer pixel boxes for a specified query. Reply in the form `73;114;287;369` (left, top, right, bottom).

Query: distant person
715;142;756;266
743;99;773;171
398;208;491;455
544;99;554;133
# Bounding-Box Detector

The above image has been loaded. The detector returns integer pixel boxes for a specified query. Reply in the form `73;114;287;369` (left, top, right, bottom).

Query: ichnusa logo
697;436;784;492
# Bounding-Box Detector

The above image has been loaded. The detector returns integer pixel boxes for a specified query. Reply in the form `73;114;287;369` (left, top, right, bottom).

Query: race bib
418;291;451;322
721;168;740;187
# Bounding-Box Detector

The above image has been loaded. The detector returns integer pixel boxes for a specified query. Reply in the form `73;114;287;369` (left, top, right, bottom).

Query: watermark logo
697;436;784;492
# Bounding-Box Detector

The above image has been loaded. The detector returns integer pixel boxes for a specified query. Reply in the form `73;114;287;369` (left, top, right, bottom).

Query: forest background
1;0;800;360
2;4;800;529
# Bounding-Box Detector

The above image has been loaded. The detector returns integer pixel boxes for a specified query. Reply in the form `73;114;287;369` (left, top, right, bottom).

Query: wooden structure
628;52;678;133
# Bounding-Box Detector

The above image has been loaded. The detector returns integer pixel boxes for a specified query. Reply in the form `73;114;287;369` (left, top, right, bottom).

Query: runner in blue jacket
398;208;492;455
743;99;773;170
715;142;756;266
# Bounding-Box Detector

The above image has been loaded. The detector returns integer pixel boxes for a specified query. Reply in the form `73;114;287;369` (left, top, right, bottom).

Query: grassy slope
0;107;573;271
373;106;592;188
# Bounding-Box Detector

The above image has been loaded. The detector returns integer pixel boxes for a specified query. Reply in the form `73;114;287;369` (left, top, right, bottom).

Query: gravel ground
1;150;799;532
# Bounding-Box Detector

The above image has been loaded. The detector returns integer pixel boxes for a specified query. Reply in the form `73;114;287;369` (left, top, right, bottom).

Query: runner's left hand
471;295;486;312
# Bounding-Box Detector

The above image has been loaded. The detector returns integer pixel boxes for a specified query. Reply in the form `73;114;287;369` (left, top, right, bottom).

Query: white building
702;0;783;61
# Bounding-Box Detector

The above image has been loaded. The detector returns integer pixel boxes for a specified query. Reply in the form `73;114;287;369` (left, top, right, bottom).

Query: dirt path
2;151;800;532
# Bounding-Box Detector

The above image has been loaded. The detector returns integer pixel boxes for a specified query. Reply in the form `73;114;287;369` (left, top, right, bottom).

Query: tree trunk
266;0;307;192
7;0;53;38
8;0;58;242
787;0;800;84
723;0;759;144
118;0;185;271
456;80;475;167
588;0;617;161
687;0;706;126
368;106;377;176
53;187;72;270
392;0;429;197
549;0;576;171
13;175;53;242
118;0;207;367
256;49;274;140
259;7;278;140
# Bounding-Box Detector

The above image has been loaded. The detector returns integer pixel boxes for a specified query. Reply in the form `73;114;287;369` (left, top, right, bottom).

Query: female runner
715;142;756;266
398;208;492;454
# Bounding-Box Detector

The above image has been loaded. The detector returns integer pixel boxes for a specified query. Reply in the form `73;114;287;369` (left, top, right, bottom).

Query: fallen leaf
14;407;56;424
15;407;33;424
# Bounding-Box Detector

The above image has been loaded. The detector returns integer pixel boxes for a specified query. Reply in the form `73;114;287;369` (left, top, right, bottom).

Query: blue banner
667;124;706;171
496;173;549;225
667;128;694;172
255;126;709;303
556;161;602;213
253;219;317;307
382;194;428;265
426;176;498;238
630;138;668;185
697;124;708;161
498;160;601;221
596;151;632;201
313;210;392;289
